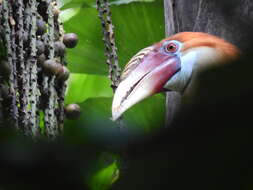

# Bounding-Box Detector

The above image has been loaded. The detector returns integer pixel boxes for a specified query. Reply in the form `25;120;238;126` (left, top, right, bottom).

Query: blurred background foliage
58;0;165;189
60;0;166;134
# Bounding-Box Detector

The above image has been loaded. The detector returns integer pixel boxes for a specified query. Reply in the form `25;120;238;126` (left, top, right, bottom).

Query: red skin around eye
166;43;178;53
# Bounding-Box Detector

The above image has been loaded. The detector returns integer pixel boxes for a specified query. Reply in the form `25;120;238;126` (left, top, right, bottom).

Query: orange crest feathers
161;32;240;61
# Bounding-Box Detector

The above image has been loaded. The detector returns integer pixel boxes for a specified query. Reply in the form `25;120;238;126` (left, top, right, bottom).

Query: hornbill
112;32;240;122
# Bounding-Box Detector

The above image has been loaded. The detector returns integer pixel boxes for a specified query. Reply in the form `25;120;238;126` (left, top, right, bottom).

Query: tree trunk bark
164;0;253;126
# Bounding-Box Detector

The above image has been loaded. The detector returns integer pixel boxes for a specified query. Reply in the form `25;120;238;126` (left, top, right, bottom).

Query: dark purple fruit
37;54;46;66
57;66;70;81
36;19;46;36
63;33;78;48
54;41;65;57
36;40;45;55
65;104;81;120
42;59;62;76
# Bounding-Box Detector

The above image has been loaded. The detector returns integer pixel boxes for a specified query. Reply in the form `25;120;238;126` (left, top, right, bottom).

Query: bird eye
165;42;178;53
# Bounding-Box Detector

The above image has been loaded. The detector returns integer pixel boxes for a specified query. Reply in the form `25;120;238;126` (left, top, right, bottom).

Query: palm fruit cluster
0;0;79;138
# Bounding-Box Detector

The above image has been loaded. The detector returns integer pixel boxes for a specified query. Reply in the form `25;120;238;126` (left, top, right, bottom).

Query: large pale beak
112;50;181;121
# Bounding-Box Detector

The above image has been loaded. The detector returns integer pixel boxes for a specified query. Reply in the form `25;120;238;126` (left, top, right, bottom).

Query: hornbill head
112;32;240;121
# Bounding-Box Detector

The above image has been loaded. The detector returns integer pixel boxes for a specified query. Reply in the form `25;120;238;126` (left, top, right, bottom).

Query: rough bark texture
164;0;253;125
0;0;68;138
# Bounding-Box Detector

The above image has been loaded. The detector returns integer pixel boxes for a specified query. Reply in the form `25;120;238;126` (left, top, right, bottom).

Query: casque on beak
112;47;181;121
112;32;241;122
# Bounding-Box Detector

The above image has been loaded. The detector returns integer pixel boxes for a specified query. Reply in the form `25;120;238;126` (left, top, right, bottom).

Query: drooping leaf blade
62;0;165;75
65;73;113;104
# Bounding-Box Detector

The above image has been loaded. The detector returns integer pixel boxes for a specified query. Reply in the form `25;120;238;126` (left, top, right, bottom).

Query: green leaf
59;0;92;10
62;0;165;75
62;0;166;134
64;94;165;138
65;73;113;104
59;7;81;23
89;161;119;190
124;94;166;133
59;0;156;10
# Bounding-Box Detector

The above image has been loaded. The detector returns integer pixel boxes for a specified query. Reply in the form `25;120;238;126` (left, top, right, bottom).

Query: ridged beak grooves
112;50;181;121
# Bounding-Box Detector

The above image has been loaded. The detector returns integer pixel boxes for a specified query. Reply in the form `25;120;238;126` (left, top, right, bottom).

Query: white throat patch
164;51;197;93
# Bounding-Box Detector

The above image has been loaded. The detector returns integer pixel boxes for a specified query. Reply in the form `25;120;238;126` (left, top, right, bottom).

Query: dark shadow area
0;128;107;190
112;40;253;190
